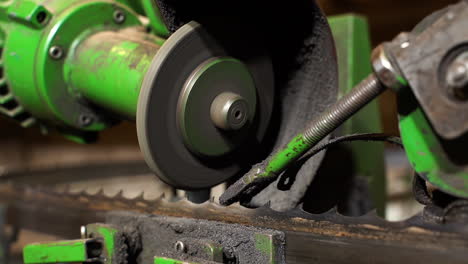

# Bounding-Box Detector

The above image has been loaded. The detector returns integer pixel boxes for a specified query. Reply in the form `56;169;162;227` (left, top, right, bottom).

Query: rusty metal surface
387;1;468;139
105;212;286;264
2;183;468;263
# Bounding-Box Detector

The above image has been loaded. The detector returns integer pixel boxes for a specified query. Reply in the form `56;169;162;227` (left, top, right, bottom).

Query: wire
304;133;402;159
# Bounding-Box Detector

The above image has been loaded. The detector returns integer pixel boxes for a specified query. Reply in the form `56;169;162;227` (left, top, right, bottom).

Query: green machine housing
0;0;386;209
0;0;168;142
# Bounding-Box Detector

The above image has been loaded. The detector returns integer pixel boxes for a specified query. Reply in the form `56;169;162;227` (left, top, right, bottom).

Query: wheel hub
177;57;257;157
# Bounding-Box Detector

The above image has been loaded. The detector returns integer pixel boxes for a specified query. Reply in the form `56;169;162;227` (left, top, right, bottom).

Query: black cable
304;133;402;159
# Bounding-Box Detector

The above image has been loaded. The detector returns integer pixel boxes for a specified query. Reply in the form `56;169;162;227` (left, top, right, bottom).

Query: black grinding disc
137;22;274;189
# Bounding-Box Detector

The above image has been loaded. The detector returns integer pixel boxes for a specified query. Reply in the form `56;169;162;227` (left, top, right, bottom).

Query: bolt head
174;241;186;253
113;10;126;24
78;114;94;127
210;92;250;131
371;45;406;92
449;63;468;84
446;53;468;100
400;42;410;49
49;46;64;60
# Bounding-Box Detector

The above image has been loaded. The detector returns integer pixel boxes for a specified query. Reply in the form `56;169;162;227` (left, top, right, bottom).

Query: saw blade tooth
297;202;305;210
357;209;390;224
182;198;194;204
140;194;159;203
351;210;400;227
77;189;88;197
57;184;70;194
179;197;198;206
200;200;216;206
153;193;165;201
257;203;278;213
81;188;91;196
285;207;311;218
204;199;224;208
5;183;438;235
137;192;146;201
363;209;379;218
62;186;77;195
232;203;274;216
96;188;105;196
2;183;453;237
323;206;339;216
78;190;92;197
85;188;108;200
403;213;426;226
115;190;125;199
176;196;189;203
157;197;171;206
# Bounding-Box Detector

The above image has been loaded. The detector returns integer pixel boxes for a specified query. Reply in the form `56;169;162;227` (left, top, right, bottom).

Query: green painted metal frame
0;0;168;142
154;257;200;264
140;0;170;37
2;1;134;129
328;15;386;214
399;92;468;198
65;28;161;120
254;233;279;264
23;239;93;264
22;224;118;264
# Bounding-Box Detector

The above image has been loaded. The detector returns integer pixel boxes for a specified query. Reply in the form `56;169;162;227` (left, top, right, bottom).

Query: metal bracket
7;1;51;29
22;224;123;264
105;211;285;264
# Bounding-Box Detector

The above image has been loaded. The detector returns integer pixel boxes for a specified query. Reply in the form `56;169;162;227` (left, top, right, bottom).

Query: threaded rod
220;74;387;205
303;74;385;144
244;74;385;185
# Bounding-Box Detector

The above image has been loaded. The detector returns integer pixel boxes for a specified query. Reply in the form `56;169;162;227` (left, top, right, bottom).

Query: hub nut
446;52;468;100
177;57;257;157
210;92;250;131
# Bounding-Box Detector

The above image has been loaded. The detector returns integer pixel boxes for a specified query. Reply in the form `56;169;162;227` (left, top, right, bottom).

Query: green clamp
154;257;222;264
23;224;120;264
154;258;198;264
23;239;103;264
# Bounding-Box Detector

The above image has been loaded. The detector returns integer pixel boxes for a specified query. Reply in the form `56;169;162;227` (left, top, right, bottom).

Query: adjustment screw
174;241;186;253
78;114;94;127
371;45;405;92
49;46;64;60
446;52;468;100
113;10;126;24
303;74;385;145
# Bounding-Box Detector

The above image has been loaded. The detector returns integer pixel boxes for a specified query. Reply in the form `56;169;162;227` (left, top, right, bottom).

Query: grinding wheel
137;22;274;189
150;0;339;209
